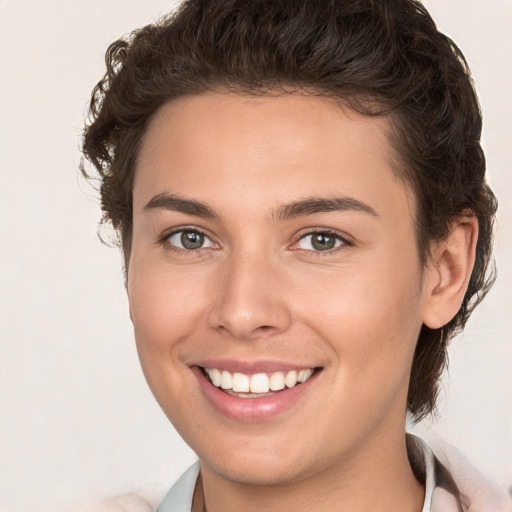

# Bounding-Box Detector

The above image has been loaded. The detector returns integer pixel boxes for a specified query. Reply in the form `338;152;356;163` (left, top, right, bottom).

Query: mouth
201;366;317;397
193;364;322;422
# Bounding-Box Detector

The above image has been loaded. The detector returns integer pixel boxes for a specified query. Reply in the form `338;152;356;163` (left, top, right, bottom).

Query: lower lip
192;366;318;422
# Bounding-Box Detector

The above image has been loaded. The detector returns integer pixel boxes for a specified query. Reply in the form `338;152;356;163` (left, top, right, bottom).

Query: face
128;93;432;486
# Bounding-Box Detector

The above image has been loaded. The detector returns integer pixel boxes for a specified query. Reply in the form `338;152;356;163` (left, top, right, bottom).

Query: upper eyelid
295;228;353;243
290;230;354;255
161;225;212;240
159;226;218;249
158;226;352;250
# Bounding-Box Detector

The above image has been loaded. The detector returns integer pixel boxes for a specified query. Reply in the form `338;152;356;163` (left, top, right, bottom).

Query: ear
422;215;478;329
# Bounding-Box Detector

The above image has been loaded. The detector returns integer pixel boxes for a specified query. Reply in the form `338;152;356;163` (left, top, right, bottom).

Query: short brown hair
81;0;497;420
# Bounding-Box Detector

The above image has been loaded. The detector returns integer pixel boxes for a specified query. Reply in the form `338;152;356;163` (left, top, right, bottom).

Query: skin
127;93;477;512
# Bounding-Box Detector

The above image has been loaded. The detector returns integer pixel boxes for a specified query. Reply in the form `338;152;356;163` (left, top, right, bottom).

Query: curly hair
81;0;497;420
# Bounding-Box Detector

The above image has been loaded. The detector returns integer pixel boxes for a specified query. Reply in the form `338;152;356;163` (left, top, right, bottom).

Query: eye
296;231;346;252
166;229;216;250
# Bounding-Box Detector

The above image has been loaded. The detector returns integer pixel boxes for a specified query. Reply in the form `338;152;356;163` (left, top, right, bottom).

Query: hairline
121;88;432;273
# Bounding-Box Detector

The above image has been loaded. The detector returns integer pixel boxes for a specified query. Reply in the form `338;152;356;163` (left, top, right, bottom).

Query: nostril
208;295;293;340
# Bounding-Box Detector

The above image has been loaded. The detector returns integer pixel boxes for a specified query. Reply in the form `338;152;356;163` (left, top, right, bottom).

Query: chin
205;459;306;487
197;439;323;487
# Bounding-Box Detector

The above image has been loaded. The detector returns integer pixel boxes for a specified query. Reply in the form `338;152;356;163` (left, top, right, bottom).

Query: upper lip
192;359;320;374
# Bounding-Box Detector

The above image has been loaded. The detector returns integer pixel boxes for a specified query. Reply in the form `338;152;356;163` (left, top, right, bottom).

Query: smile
194;364;322;422
203;367;315;395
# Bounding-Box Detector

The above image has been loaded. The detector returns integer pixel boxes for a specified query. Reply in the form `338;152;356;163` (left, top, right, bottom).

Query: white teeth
297;368;313;383
250;373;270;393
232;372;250;392
269;371;285;391
285;370;298;388
210;368;221;387
205;367;315;393
220;370;233;389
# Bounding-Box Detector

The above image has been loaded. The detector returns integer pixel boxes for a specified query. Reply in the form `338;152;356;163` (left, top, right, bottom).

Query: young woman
81;1;510;510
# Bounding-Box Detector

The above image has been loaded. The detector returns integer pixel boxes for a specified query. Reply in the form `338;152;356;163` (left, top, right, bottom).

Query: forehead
134;92;414;221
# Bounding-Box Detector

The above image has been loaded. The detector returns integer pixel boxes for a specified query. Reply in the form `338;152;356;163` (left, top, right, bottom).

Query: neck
195;430;424;512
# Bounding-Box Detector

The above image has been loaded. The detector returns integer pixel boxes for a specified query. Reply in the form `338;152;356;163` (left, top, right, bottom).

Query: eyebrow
143;192;378;221
274;196;378;221
144;192;220;219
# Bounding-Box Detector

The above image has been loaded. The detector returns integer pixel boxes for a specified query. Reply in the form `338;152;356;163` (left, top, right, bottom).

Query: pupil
181;231;204;249
312;233;335;250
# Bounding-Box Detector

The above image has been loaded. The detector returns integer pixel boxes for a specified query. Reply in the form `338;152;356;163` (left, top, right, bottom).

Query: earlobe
422;216;478;329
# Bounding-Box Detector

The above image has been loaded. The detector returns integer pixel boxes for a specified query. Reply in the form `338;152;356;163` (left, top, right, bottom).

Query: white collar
157;462;200;512
407;433;440;512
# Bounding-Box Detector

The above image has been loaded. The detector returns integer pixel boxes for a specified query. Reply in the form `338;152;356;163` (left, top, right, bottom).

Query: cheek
127;257;213;366
127;257;218;429
291;254;423;388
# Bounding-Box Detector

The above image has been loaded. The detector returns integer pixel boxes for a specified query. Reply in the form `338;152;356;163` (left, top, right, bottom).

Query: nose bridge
208;246;291;340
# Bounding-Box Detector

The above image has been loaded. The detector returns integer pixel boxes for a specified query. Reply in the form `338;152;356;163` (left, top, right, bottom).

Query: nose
207;251;292;341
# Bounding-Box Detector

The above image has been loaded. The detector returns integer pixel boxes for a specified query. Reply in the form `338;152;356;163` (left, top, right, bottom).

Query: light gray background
0;1;510;511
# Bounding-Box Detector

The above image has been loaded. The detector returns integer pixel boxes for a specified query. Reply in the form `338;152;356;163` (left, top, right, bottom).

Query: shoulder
431;440;512;512
409;433;512;512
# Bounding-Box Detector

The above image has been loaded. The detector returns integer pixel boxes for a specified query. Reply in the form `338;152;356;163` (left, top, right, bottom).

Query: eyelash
293;229;353;255
159;227;353;256
160;227;218;255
